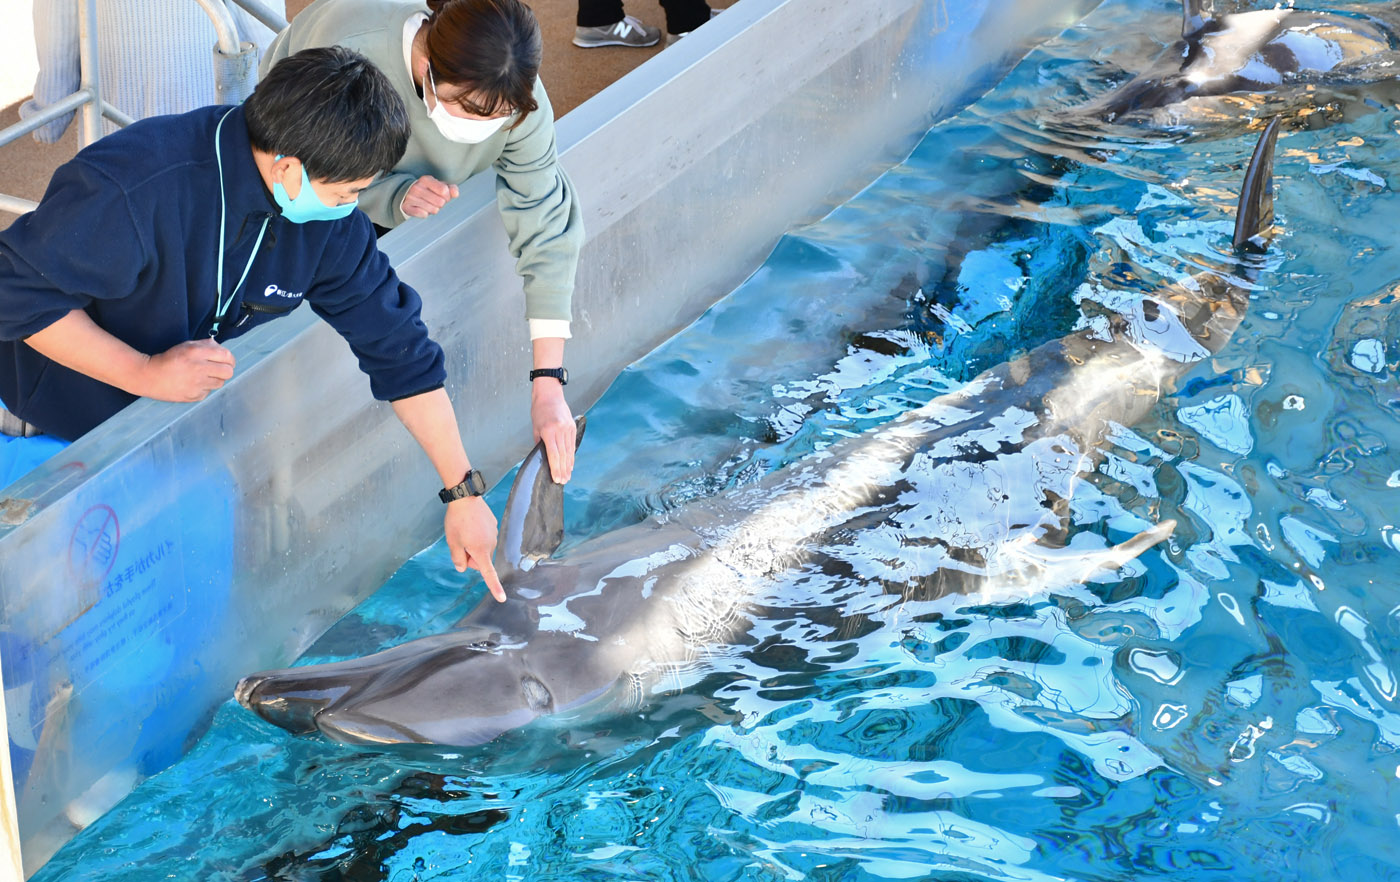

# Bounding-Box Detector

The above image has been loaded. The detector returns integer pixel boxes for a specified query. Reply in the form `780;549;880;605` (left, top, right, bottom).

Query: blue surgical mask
272;157;357;223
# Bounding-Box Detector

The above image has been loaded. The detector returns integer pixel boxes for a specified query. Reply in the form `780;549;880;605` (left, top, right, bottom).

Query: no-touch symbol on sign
68;504;120;587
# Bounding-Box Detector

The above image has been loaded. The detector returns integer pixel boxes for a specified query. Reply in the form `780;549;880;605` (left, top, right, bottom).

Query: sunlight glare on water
32;0;1400;878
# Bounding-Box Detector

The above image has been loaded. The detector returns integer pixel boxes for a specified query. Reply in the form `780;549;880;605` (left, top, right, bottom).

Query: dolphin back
494;415;587;581
1233;116;1282;253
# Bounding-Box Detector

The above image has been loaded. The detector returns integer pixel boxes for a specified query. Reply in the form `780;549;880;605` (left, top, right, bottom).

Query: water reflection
32;1;1400;879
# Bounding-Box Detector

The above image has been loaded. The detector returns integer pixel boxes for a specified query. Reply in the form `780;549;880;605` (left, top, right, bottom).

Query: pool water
34;0;1400;878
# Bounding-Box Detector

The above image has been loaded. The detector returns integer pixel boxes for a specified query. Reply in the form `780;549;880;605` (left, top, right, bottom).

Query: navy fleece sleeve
304;214;446;401
0;158;150;341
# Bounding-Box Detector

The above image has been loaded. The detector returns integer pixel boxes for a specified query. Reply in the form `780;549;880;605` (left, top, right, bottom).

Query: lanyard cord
211;108;270;339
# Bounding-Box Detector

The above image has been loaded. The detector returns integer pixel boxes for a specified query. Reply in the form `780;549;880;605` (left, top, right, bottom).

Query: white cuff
528;319;572;340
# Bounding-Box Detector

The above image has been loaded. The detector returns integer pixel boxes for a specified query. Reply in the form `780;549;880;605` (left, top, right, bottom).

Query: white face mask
423;66;508;144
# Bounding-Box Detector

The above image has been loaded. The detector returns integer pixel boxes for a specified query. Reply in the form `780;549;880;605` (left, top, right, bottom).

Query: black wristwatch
529;367;568;386
439;468;487;503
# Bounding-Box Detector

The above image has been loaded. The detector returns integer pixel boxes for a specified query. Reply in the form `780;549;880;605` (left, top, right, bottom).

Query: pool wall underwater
0;0;1101;874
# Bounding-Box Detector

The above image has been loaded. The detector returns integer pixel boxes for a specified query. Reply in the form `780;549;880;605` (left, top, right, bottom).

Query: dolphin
1072;0;1400;127
234;119;1284;749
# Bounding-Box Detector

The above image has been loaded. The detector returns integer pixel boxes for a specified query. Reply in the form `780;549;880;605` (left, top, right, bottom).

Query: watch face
466;469;486;495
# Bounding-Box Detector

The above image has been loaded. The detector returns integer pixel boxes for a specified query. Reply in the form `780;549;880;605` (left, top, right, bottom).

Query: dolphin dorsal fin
1182;0;1209;39
493;415;586;579
1232;116;1282;253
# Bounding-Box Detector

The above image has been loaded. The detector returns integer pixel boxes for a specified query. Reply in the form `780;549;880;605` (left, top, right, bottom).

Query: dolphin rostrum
1074;0;1400;127
234;119;1284;749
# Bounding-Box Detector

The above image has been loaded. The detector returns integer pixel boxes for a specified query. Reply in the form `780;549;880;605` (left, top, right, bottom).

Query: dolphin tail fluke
495;415;587;579
1182;0;1208;39
1232;116;1282;253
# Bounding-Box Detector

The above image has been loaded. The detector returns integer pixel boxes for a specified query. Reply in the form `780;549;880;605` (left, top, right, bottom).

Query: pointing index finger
478;558;506;603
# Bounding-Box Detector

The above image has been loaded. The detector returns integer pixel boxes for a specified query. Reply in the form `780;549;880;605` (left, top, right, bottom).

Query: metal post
196;0;259;105
76;0;101;146
193;0;244;56
1;0;259;219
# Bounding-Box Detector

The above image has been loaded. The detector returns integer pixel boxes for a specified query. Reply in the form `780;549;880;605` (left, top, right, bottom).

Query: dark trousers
577;0;711;34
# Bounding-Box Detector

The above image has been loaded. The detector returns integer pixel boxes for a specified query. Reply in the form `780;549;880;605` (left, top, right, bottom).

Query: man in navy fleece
0;47;507;602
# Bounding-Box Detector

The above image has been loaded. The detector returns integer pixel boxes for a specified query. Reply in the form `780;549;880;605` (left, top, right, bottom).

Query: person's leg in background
659;0;714;43
573;0;661;48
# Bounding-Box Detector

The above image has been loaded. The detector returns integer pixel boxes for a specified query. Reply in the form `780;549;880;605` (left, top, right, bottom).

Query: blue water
33;0;1400;878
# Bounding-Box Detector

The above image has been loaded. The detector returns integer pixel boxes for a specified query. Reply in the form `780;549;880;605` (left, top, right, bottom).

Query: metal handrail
195;0;245;56
230;0;289;33
0;0;115;215
0;0;287;218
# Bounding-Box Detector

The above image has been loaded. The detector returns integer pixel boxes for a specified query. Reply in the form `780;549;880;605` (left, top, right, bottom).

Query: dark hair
245;46;409;182
424;0;541;127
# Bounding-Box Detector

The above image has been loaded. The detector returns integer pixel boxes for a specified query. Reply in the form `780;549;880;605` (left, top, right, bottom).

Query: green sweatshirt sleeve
494;81;584;324
357;170;418;228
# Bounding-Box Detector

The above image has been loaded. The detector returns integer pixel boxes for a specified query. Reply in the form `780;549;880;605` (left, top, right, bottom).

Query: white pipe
192;0;243;56
0;195;40;216
226;0;289;33
101;101;136;128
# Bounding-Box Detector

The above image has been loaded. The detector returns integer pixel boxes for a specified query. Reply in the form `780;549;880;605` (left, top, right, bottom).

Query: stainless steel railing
0;0;289;217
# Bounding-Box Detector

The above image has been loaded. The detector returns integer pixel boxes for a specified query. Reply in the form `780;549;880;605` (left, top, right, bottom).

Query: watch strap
439;468;486;503
529;367;568;385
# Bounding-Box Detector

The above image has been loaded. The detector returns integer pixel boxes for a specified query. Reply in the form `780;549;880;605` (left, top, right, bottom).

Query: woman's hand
401;175;460;218
531;378;576;484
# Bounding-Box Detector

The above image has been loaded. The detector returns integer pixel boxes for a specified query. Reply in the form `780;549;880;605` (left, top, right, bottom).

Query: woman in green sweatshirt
260;0;582;483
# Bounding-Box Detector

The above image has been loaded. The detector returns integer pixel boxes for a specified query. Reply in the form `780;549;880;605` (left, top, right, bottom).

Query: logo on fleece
263;284;304;300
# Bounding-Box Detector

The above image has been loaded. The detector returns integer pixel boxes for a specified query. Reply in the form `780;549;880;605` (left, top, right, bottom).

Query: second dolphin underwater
235;119;1285;749
1069;0;1400;127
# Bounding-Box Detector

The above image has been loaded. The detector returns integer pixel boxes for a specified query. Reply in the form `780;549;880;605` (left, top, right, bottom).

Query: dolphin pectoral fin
1233;116;1282;253
495;416;587;580
316;689;546;748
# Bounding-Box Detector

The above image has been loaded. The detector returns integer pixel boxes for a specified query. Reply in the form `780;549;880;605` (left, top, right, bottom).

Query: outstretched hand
444;495;506;602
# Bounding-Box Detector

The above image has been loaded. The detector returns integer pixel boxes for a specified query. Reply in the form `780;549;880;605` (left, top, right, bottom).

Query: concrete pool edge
0;0;1101;874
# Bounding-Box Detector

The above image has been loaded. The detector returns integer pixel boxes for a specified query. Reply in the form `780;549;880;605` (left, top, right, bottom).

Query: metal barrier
0;0;1100;874
0;0;286;216
0;0;125;216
